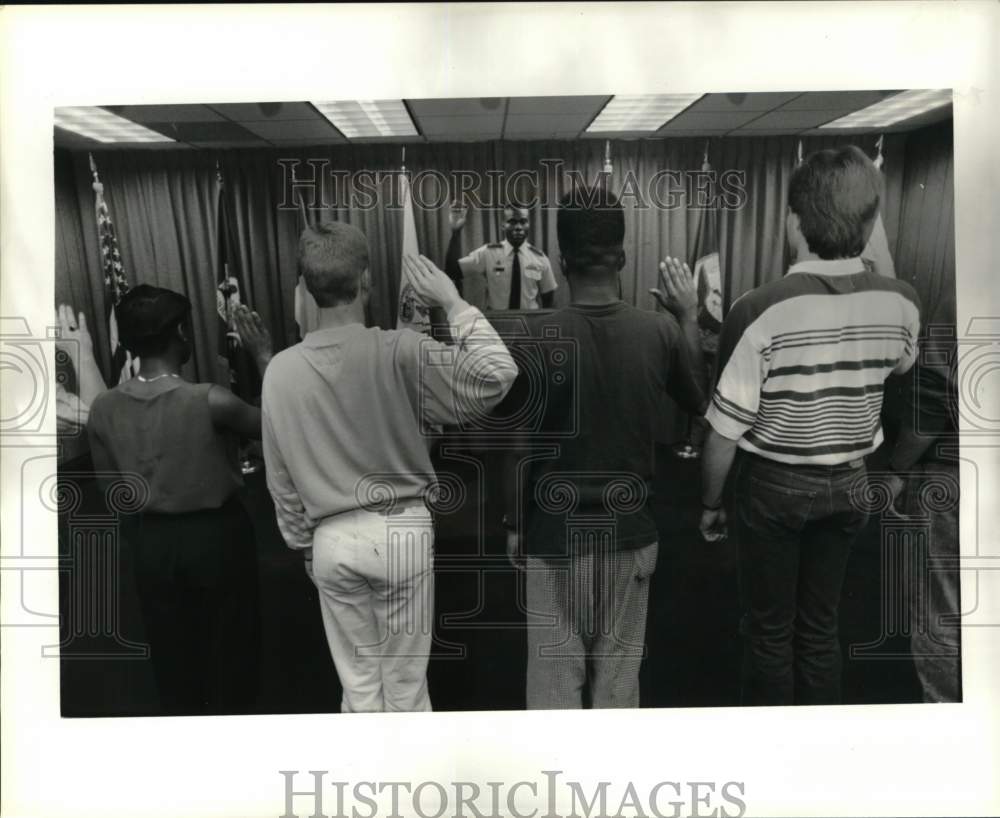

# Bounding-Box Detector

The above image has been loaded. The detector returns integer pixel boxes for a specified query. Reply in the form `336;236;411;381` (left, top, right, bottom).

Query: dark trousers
733;453;868;706
124;496;261;715
904;459;961;702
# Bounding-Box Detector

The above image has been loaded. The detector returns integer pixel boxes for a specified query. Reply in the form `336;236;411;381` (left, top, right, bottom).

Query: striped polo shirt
705;257;921;464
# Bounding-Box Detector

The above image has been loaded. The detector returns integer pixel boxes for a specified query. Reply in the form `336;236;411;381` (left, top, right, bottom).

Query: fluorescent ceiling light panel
821;89;951;128
312;100;417;138
586;94;701;132
54;107;176;143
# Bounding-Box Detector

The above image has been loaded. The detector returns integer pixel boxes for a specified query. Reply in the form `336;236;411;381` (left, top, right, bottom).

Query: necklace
136;373;180;383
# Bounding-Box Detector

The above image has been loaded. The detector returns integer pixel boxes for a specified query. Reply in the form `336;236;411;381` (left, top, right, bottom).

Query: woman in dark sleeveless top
87;285;271;715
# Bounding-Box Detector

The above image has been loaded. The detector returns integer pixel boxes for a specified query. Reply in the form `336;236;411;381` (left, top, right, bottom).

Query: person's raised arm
208;386;262;440
445;201;468;296
650;256;707;414
403;254;518;428
232;305;273;378
56;305;107;408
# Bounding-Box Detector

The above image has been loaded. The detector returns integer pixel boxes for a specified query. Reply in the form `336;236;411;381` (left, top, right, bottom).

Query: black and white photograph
2;4;998;818
51;89;959;718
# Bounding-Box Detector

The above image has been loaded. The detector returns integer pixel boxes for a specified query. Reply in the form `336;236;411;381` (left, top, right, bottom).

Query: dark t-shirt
503;301;705;558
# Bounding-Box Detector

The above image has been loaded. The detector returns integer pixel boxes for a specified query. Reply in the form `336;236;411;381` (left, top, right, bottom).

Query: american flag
216;164;258;399
90;154;135;383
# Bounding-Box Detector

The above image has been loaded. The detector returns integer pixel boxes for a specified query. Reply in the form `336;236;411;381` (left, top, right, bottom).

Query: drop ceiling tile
241;120;342;140
659;110;763;131
210;102;318;121
728;128;801;137
504;113;594;134
739;109;856;129
189;140;271;149
268;135;348;145
687;93;799;112
417;115;503;136
408;98;506;117
425;132;501;142
502;132;587;141
655;130;732;137
53;127;103;148
145;121;261;142
103;104;227;123
55;126;192;150
346;135;424;143
779;91;898;111
506;96;610;114
807;102;953;135
799;128;876;136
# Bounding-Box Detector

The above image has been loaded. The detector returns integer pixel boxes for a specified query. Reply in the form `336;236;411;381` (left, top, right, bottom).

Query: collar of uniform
787;256;866;277
502;238;526;257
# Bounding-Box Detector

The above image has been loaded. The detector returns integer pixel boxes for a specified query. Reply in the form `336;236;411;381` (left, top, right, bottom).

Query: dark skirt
123;495;261;716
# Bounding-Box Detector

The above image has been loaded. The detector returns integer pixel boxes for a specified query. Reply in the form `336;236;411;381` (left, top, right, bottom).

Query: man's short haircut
556;183;624;278
503;204;530;219
117;284;192;358
298;221;370;308
788;145;881;260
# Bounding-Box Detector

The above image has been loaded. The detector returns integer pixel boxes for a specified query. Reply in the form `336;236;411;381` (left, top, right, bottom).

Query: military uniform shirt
458;239;558;311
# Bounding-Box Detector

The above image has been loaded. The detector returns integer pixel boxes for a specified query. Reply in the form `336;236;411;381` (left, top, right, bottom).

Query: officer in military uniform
445;203;557;311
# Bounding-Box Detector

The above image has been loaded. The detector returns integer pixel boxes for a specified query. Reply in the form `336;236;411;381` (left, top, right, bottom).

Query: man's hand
404;254;462;313
650;256;698;322
448;201;468;232
699;507;728;542
55;304;96;373
303;548;316;585
506;530;525;572
233;305;273;373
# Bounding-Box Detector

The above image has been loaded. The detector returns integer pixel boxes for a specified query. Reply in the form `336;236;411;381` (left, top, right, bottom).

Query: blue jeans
734;453;869;706
903;459;961;702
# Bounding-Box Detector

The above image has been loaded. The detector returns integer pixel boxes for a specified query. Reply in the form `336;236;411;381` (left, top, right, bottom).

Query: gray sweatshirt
262;301;517;550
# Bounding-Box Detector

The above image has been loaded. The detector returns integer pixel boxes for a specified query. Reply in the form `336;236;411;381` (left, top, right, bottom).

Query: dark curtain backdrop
55;127;950;411
894;121;956;326
56;150;219;382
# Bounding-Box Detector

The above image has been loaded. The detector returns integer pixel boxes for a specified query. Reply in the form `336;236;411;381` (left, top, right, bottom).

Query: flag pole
290;163;311;232
88;152;103;195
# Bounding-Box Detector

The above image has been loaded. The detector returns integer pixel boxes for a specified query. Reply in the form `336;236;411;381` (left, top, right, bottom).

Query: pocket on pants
740;475;817;536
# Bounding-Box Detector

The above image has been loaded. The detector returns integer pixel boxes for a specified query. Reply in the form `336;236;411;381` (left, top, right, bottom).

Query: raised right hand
650;256;698;321
233;305;273;372
404;254;461;312
448;201;468;232
55;305;95;371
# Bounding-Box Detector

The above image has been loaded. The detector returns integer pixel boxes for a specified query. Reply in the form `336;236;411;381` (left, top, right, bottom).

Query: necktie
508;247;522;309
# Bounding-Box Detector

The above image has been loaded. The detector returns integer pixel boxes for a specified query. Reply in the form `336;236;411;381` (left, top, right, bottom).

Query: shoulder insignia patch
527;244;546;257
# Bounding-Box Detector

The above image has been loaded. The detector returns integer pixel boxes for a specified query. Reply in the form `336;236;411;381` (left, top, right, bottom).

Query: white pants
312;503;434;713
